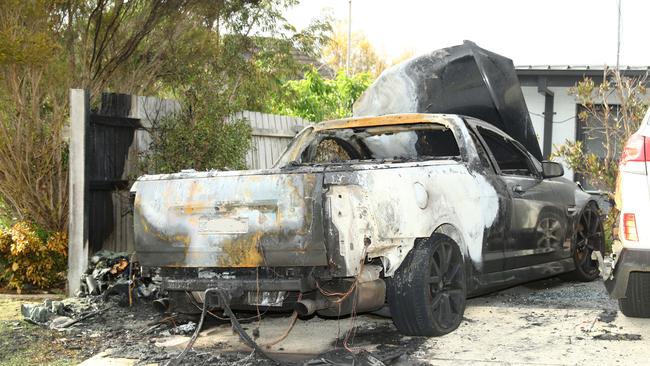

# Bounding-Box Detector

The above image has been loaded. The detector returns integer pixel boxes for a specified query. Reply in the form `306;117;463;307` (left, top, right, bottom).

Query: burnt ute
131;42;604;336
132;114;602;336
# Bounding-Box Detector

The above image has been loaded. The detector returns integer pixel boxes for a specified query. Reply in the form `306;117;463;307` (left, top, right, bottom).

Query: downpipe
295;278;386;317
294;298;329;316
153;298;170;313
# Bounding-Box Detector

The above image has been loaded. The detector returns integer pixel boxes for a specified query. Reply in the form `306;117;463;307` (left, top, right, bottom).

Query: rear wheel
619;272;650;318
565;203;603;282
387;234;466;336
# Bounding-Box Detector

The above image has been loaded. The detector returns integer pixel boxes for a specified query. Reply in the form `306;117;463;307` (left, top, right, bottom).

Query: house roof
516;65;650;71
515;65;650;87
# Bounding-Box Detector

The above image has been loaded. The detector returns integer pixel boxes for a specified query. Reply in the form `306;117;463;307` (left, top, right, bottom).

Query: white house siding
520;86;546;149
548;86;577;180
521;86;576;180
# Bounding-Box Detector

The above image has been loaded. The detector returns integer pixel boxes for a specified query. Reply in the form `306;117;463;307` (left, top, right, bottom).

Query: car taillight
620;134;649;165
623;213;639;241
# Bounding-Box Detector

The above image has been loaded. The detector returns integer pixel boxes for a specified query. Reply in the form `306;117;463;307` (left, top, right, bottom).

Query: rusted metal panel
132;170;328;268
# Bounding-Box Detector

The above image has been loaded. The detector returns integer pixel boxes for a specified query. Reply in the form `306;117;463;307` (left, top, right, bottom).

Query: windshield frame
273;118;469;168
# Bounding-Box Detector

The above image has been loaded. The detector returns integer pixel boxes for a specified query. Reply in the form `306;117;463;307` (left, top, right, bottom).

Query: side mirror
541;161;564;178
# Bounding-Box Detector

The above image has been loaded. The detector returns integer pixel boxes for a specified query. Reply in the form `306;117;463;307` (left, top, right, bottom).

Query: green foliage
554;141;619;193
0;0;70;231
553;69;649;251
553;69;648;193
141;111;252;174
269;68;373;122
0;222;67;292
0;0;331;231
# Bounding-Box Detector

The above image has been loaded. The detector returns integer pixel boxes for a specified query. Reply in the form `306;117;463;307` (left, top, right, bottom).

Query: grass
0;297;80;366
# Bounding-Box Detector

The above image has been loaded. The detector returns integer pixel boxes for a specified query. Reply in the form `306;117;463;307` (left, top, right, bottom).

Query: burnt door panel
465;126;508;274
475;125;566;271
503;176;568;269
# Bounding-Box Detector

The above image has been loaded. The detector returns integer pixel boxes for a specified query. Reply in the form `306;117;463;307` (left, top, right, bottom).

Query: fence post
67;89;90;295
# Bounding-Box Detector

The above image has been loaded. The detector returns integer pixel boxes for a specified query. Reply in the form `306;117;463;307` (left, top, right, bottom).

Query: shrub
553;69;649;252
269;68;373;122
0;222;67;292
140;111;252;174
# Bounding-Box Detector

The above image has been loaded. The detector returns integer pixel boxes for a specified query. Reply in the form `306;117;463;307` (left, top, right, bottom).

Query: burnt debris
79;250;158;304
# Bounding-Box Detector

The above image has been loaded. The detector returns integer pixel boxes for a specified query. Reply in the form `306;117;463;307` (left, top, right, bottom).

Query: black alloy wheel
571;203;603;281
387;233;467;336
536;215;564;249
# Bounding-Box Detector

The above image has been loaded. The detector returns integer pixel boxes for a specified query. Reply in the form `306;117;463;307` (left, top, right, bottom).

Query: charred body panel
353;40;543;161
132;171;328;268
323;162;499;277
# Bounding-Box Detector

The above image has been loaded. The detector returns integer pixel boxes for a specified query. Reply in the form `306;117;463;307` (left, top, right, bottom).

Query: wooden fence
67;90;308;293
232;111;309;169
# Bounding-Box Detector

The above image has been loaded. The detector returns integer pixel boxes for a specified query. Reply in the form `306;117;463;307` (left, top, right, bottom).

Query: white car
605;110;650;317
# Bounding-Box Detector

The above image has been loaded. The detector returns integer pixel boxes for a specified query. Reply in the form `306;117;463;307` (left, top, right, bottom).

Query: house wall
521;86;576;180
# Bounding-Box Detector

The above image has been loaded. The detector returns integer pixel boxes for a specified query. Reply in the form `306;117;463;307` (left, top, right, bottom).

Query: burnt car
130;42;605;336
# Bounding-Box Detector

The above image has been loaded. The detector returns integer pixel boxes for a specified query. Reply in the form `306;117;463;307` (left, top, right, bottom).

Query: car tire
619;272;650;318
387;233;467;336
564;203;603;282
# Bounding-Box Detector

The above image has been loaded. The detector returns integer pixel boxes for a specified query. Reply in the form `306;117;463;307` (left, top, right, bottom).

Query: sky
285;0;650;67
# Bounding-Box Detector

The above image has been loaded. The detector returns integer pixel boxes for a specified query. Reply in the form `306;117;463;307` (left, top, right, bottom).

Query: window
313;139;353;163
576;104;621;190
477;127;535;177
361;127;460;160
299;124;461;165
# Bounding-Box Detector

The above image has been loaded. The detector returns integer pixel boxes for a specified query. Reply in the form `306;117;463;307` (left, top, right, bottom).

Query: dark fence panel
88;93;141;254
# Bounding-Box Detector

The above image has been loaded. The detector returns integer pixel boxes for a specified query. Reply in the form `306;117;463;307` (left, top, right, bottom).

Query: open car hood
353;40;543;160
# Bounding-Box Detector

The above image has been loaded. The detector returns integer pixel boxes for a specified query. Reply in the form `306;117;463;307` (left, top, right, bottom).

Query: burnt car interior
299;124;461;164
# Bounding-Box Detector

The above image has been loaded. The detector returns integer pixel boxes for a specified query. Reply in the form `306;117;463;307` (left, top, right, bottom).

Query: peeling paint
326;161;499;276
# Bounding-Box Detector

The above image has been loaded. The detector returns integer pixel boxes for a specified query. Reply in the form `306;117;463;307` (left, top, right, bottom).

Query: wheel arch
433;223;469;261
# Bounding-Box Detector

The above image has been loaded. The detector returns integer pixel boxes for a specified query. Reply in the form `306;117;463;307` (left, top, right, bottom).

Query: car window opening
301;124;461;165
477;126;536;177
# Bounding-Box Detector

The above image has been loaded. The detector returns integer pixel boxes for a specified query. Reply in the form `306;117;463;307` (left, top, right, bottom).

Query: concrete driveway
83;277;650;365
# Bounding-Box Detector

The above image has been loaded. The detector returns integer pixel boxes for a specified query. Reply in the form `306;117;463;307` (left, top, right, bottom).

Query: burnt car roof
352;40;543;160
314;113;454;131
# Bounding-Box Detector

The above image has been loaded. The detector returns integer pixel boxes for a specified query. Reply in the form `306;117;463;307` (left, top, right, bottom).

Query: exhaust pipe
294;298;329;316
153;298;170;313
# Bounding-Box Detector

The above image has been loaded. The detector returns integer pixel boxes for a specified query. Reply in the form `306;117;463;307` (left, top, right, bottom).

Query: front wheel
387;234;467;336
565;203;603;282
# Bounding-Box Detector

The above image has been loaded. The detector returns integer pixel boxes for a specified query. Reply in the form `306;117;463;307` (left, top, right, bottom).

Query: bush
140;110;252;174
0;222;67;292
269;68;373;122
553;69;648;252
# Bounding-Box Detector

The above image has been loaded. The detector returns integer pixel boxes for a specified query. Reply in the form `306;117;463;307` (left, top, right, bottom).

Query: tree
553;68;648;249
321;22;386;77
553;69;648;193
139;4;331;174
0;1;70;232
268;67;373;122
0;0;330;231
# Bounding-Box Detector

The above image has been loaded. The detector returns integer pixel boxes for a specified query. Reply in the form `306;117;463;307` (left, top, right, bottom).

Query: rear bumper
162;276;314;293
605;248;650;298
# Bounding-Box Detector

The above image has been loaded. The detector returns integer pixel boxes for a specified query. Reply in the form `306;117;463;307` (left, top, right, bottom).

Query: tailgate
132;171;327;267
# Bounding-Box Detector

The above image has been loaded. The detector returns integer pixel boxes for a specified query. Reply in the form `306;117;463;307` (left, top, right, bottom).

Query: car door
475;126;568;270
462;126;510;275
